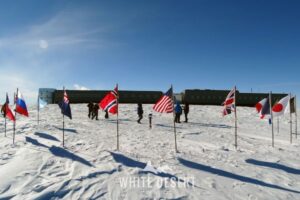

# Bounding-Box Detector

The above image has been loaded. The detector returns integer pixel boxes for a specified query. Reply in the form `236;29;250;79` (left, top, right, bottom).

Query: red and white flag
1;94;15;122
153;88;173;113
222;87;236;116
272;95;290;117
99;85;118;114
255;97;270;119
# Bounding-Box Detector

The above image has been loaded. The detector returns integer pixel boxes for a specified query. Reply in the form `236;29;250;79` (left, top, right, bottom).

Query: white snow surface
0;104;299;200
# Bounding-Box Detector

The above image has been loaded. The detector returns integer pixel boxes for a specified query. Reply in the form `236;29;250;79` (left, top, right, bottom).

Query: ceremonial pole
171;85;178;153
4;92;7;137
116;84;119;151
269;92;274;147
62;87;65;147
37;95;40;126
13;89;18;145
290;93;292;144
234;86;238;149
295;95;298;139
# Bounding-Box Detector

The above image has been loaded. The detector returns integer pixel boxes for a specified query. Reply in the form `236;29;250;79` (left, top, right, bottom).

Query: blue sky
0;0;300;104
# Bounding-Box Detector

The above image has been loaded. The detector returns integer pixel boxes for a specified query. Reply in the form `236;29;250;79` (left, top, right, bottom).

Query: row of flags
1;89;29;142
2;86;297;149
1;90;29;122
256;95;296;119
222;87;297;148
221;87;297;119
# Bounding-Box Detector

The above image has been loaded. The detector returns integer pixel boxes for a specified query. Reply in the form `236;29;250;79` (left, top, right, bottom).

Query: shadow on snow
34;132;60;142
25;136;93;167
245;159;300;175
177;157;300;194
110;152;196;187
53;126;78;134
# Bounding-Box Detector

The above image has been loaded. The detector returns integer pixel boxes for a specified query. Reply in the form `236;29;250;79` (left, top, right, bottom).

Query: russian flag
16;91;29;117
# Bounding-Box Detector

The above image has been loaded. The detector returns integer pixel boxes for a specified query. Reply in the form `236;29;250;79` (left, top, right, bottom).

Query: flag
222;87;235;116
256;97;270;119
58;90;72;119
38;97;47;109
289;96;296;114
1;94;15;121
15;90;29;117
99;86;118;114
272;95;290;117
153;88;173;113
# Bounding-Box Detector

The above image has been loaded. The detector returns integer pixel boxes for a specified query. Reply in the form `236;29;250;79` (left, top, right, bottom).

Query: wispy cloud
0;7;118;104
73;84;89;90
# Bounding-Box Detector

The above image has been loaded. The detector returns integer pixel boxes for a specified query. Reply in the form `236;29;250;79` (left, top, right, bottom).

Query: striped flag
153;88;173;113
222;87;235;116
99;85;118;114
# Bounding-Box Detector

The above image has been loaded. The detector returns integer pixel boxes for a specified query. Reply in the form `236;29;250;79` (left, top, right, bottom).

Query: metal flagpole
171;85;178;153
13;89;18;145
116;84;119;151
37;95;40;126
269;92;274;147
290;93;292;144
295;95;298;139
4;92;7;137
234;86;237;149
62;87;65;147
277;117;279;134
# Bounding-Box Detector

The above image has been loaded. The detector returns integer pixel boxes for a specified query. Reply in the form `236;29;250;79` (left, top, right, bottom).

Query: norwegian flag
153;88;173;113
222;87;236;116
99;85;118;114
58;90;72;119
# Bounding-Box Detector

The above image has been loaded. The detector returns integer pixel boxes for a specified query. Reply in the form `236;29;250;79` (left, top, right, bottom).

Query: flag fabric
1;94;15;121
289;96;296;114
15;90;29;117
153;88;174;113
272;95;290;117
256;97;270;119
99;86;118;114
58;90;72;119
222;87;235;116
38;97;47;109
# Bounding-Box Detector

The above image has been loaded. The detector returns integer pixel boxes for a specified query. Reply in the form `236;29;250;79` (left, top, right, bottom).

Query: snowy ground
0;104;299;200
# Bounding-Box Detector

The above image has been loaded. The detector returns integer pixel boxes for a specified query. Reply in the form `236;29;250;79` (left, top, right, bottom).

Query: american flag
222;87;236;116
153;88;174;113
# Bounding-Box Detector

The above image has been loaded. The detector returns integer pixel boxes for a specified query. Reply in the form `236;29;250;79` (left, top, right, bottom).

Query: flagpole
295;95;298;139
277;117;279;134
269;92;274;147
4;92;7;137
171;85;178;153
116;84;119;151
62;87;65;147
13;89;18;145
290;93;292;144
234;86;237;149
37;95;40;126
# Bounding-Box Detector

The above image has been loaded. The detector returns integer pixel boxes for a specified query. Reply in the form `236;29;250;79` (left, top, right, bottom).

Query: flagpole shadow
53;126;78;134
34;132;60;142
178;157;300;194
245;159;300;175
188;122;232;129
25;136;93;167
